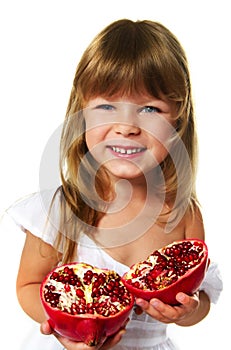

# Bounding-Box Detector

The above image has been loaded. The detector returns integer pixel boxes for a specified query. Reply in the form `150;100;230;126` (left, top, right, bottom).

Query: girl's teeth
111;147;143;154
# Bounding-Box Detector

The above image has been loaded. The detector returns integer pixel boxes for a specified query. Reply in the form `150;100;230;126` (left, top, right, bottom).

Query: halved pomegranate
122;239;209;305
40;263;134;346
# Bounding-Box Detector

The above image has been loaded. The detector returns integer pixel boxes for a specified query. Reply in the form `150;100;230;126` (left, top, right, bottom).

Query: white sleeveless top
7;189;223;350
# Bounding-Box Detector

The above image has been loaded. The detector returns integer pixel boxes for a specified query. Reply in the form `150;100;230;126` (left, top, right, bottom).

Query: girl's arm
16;230;61;323
174;204;210;326
17;230;126;349
136;205;211;326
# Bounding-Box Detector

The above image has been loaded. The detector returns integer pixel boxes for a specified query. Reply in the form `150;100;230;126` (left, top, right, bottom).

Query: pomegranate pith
40;263;134;345
122;239;209;305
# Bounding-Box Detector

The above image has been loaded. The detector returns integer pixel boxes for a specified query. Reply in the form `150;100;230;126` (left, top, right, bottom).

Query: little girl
8;19;222;350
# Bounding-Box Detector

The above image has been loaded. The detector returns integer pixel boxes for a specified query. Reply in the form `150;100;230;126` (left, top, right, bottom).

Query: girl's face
84;94;178;181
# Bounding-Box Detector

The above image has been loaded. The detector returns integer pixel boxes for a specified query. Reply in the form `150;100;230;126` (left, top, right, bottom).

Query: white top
7;189;223;350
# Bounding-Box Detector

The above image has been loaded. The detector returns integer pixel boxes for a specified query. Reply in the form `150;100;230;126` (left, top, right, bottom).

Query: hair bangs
81;59;162;101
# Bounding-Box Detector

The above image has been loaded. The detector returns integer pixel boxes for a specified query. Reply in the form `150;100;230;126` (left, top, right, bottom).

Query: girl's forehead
102;92;160;102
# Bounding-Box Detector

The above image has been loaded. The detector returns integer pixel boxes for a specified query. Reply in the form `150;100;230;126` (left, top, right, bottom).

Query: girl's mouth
107;146;146;157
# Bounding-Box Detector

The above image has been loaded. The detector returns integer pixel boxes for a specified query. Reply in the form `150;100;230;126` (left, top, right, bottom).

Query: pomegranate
40;262;134;346
122;239;209;305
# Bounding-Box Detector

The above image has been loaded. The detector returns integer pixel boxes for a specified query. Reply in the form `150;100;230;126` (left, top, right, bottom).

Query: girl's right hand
40;320;126;350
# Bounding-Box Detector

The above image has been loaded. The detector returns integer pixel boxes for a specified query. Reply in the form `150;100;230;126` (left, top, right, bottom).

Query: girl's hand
41;320;127;350
135;292;199;324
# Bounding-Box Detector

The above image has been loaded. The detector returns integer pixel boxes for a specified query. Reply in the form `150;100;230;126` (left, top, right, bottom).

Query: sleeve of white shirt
6;188;60;248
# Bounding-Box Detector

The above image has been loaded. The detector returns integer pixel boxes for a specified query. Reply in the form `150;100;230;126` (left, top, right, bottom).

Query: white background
0;0;229;348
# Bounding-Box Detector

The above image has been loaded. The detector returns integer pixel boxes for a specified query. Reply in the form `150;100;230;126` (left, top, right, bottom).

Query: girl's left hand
41;320;127;350
135;292;199;324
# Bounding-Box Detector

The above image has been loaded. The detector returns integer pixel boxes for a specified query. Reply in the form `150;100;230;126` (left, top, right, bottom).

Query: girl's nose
113;122;141;136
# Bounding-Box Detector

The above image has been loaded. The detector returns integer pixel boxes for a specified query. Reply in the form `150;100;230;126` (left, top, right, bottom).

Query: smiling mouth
107;146;146;155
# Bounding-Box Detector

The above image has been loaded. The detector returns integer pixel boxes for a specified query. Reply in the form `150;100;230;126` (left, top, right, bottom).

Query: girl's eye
95;104;115;111
140;106;160;114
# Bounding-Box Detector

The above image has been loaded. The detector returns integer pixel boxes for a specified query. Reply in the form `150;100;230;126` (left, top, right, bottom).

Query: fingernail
177;293;185;302
151;300;160;308
135;299;145;307
120;329;126;336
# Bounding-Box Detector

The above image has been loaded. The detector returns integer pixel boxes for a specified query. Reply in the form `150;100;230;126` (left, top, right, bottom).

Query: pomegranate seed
76;289;84;298
64;283;71;292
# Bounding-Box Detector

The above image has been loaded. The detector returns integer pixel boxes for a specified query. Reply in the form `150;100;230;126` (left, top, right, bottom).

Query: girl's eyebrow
86;97;173;110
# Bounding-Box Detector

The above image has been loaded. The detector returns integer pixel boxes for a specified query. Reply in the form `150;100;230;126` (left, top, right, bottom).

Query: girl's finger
40;320;53;335
100;329;126;350
55;335;96;350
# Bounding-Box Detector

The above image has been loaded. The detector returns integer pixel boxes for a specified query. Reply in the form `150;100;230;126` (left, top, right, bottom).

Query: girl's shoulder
183;203;205;240
157;200;205;240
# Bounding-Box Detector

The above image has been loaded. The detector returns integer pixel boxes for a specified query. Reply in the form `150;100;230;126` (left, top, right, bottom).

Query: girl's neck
93;171;165;249
108;177;145;211
107;170;160;214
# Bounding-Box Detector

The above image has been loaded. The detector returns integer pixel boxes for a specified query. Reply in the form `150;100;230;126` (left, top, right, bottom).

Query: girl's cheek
85;130;97;151
85;127;108;151
140;114;175;145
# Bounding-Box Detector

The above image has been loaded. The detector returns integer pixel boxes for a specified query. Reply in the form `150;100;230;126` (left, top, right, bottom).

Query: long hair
51;19;198;262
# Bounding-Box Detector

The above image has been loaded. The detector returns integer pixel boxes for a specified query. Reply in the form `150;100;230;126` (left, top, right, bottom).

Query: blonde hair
51;19;198;262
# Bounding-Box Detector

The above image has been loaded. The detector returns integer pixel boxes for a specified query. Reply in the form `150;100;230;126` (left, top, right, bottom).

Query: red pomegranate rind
122;239;209;305
40;263;134;345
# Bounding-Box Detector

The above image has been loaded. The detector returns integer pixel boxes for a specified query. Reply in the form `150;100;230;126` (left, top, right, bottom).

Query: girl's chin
96;157;159;181
105;164;150;181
